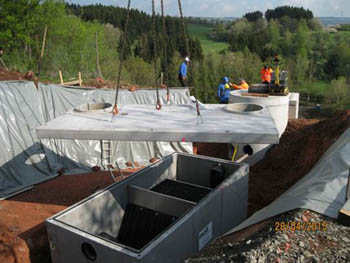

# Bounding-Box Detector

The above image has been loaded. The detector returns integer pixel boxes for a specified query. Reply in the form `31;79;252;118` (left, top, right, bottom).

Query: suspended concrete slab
36;104;279;144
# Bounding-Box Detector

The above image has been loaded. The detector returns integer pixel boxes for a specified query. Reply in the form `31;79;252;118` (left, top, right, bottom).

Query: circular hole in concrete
74;103;112;112
224;103;264;114
81;242;97;261
243;145;254;156
25;153;46;165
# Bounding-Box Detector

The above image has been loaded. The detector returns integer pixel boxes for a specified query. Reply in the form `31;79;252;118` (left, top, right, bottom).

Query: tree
263;19;280;58
280;30;293;57
326;77;348;105
294;21;309;58
265;6;313;21
325;40;350;81
228;18;250;52
243;11;263;22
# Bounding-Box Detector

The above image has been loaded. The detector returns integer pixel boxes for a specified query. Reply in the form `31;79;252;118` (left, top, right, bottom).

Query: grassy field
310;81;330;95
187;23;229;54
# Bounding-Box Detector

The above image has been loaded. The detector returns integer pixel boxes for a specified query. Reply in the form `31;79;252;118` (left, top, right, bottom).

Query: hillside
187;23;229;54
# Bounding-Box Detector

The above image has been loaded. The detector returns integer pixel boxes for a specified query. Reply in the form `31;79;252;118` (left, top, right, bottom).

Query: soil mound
0;68;24;81
0;224;30;263
249;110;350;215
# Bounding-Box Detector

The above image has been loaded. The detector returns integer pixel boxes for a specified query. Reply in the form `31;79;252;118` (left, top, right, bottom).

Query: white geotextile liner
226;128;350;235
0;81;57;198
0;81;192;198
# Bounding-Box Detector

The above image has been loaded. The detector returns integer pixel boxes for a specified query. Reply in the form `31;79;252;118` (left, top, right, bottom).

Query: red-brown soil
0;224;30;263
0;68;24;81
193;142;230;160
248;110;350;215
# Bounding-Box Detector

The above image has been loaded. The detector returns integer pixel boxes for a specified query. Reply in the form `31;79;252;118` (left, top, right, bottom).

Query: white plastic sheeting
226;128;350;235
0;81;192;198
0;81;55;198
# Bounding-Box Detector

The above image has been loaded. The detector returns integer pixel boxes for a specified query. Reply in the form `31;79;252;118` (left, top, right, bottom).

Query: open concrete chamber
46;153;249;263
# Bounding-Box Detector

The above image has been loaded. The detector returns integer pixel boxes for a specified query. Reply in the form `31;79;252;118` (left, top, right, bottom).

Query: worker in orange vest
232;78;249;90
260;66;273;84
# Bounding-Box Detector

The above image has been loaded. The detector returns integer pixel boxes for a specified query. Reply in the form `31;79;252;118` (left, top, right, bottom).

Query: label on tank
198;221;213;250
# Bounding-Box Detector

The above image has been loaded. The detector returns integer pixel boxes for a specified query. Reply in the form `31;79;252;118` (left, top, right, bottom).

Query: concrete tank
46;153;249;263
229;90;290;164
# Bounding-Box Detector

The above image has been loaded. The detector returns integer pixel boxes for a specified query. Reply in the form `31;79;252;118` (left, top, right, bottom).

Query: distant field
187;23;229;54
311;81;330;95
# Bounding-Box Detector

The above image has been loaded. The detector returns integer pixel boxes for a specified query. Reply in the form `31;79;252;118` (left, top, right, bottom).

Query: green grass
187;23;229;54
310;81;330;96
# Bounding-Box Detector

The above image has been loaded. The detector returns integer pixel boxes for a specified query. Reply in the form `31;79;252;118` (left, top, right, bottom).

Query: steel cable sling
113;0;132;116
160;0;170;103
152;0;162;110
177;0;202;120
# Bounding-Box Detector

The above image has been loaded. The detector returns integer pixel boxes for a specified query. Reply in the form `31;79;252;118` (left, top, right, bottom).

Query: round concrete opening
25;153;46;165
224;103;264;114
81;242;97;261
74;103;112;112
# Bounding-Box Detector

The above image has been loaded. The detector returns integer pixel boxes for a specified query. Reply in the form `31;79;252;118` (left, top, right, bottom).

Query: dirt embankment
248;110;350;215
0;68;24;81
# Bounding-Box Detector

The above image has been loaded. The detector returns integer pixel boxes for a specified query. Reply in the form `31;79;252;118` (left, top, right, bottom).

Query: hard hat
223;76;229;83
185;57;190;62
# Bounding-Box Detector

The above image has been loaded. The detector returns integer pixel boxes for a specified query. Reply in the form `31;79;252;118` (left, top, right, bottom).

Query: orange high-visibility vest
260;68;271;83
233;81;249;90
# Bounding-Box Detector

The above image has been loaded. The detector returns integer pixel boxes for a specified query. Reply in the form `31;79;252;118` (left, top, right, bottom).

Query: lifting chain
152;0;162;110
160;0;170;103
113;0;132;116
177;0;201;118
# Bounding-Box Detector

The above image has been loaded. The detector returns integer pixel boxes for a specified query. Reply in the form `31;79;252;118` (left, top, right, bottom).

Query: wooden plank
59;70;64;85
64;80;80;86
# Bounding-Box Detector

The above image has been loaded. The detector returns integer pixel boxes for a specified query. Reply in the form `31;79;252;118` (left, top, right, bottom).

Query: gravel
185;209;350;263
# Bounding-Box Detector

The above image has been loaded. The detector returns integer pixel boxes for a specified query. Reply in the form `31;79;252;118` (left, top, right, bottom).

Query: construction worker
217;76;232;104
260;66;273;84
178;56;190;87
232;78;249;90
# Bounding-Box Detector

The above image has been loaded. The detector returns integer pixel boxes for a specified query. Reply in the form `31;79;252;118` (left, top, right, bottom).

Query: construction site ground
0;69;350;262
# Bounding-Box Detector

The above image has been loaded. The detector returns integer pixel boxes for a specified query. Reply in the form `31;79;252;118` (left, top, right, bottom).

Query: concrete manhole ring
223;103;264;114
74;103;112;112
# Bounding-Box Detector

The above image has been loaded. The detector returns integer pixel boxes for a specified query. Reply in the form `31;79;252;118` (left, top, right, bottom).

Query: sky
66;0;350;17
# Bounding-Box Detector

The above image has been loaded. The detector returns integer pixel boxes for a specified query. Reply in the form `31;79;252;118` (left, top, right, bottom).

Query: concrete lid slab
36;104;279;144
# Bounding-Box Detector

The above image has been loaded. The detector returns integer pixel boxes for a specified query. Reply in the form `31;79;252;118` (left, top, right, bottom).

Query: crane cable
113;0;132;116
177;0;201;117
160;0;170;103
152;0;162;110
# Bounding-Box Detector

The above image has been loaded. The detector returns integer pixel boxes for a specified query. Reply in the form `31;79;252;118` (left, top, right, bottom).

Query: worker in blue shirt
178;57;190;87
217;76;232;104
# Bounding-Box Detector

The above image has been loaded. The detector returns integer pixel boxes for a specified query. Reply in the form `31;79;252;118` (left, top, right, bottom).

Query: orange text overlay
275;221;328;232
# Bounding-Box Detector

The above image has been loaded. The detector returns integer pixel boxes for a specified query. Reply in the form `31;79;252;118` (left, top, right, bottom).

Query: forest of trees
0;2;349;107
209;6;350;107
